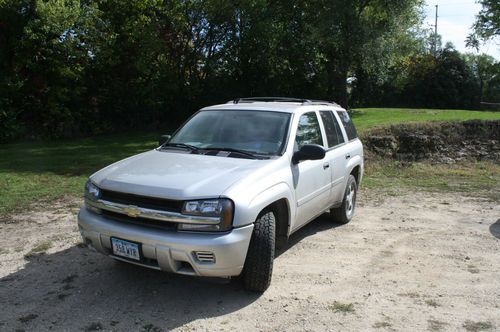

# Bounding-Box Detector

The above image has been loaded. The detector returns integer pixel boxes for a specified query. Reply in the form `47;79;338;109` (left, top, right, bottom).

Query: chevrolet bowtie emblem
124;206;141;218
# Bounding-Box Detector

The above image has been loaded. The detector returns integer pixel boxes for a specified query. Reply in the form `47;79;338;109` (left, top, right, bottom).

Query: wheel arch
350;164;361;185
263;198;290;248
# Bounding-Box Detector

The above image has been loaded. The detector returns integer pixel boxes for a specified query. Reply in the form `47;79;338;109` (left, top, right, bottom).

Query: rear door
292;111;331;230
319;110;348;205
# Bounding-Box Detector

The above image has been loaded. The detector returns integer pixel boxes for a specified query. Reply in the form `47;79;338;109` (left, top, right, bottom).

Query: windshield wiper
204;147;260;159
161;143;200;153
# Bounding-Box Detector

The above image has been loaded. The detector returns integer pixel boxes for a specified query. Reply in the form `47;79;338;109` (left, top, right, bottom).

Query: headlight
179;199;233;232
84;180;102;214
85;180;100;200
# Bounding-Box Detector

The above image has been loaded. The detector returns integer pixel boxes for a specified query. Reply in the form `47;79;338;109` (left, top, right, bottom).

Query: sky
424;0;499;59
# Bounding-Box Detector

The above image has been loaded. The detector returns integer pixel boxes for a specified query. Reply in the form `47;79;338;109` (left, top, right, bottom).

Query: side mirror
292;144;326;164
159;135;171;146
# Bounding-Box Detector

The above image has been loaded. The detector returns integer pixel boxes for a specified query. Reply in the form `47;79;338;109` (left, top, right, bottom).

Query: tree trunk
332;69;348;108
326;60;349;108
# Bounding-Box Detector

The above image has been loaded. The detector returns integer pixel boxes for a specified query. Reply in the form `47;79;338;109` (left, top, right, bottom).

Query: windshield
169;110;291;156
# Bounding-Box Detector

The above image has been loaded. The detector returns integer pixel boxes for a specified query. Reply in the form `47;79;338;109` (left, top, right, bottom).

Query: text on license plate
111;238;140;261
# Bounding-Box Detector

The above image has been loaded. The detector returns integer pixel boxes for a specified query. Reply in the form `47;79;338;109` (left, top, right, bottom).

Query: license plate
111;238;141;261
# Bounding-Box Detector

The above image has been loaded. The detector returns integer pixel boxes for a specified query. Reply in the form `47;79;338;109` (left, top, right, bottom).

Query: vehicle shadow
490;219;500;239
276;213;343;257
0;246;258;331
0;214;342;331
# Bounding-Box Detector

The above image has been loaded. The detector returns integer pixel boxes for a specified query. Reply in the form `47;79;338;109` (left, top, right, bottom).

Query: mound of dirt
363;120;500;163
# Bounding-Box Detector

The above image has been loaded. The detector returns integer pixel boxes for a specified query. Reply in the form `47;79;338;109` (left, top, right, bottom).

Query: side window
336;111;358;141
320;110;345;148
295;112;324;149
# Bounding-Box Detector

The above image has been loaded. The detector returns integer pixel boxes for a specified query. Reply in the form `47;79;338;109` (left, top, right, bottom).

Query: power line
433;4;439;57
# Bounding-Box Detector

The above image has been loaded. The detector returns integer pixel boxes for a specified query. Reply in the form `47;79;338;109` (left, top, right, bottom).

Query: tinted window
295;112;324;149
320;110;345;147
336;111;358;141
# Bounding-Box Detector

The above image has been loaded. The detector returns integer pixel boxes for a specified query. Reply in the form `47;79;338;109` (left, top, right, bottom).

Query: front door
292;111;331;230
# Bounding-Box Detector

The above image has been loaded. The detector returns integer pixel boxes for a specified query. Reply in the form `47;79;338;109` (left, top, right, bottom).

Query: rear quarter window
336;111;358;141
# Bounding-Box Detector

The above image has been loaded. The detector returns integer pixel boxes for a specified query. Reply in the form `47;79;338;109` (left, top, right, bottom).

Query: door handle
345;154;351;160
323;162;330;169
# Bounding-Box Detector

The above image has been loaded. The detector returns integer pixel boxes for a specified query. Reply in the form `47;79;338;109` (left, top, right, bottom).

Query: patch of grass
373;321;392;328
84;322;104;331
398;292;421;299
463;320;494;332
142;323;162;332
61;274;78;284
0;248;8;255
24;241;52;258
57;293;71;300
428;319;448;331
363;160;500;201
352;108;500;132
329;301;355;314
425;299;440;308
467;265;480;274
18;313;38;323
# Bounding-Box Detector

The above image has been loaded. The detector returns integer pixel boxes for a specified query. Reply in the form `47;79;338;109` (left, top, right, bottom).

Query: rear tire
331;175;357;224
242;211;276;292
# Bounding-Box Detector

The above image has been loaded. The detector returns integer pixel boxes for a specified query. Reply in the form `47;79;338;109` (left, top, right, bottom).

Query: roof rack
230;97;339;106
232;97;308;104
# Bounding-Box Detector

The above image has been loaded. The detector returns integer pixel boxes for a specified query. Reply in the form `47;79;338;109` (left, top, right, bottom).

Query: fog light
193;251;216;263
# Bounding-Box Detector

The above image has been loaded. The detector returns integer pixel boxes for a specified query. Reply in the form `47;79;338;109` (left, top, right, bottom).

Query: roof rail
230;97;339;106
232;97;310;104
305;99;341;107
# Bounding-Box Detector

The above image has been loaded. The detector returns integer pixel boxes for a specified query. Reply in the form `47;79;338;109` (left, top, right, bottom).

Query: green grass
24;240;53;258
352;108;500;132
329;301;355;314
363;161;500;200
463;320;494;332
0;132;159;215
0;108;499;216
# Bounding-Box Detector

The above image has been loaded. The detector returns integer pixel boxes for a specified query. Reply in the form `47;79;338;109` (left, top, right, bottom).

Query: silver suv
78;97;364;292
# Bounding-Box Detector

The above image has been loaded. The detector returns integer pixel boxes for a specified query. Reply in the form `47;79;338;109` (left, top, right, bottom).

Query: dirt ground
0;189;499;332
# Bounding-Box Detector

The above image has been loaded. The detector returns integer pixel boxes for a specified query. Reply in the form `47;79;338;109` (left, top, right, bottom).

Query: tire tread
242;211;276;292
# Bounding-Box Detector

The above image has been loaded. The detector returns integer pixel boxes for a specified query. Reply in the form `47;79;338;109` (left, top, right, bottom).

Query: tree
0;0;100;140
351;1;428;107
308;0;424;107
467;0;500;49
464;54;498;103
402;44;480;109
2;0;484;141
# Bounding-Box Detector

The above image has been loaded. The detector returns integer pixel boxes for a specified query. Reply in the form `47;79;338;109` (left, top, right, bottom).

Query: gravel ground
0;189;499;332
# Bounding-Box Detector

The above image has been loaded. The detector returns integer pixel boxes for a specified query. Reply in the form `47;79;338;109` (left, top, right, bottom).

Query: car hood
90;150;272;200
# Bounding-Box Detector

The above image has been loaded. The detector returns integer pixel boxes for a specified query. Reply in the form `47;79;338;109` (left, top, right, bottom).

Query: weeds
24;241;52;258
463;320;493;332
428;319;448;331
329;301;355;314
425;299;440;308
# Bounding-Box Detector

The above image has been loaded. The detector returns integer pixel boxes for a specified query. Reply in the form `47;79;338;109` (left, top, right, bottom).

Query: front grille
100;189;183;212
102;210;177;231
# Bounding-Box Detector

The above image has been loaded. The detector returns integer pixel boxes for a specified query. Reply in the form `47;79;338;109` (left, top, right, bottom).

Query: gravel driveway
0;189;499;331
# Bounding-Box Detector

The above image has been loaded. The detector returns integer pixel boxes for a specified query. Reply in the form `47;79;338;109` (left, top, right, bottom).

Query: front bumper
77;207;253;277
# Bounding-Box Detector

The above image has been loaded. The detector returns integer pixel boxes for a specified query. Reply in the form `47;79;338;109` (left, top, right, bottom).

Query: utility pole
434;4;439;56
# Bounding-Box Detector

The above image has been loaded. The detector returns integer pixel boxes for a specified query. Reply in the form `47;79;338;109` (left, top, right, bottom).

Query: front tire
331;175;358;224
242;211;276;292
